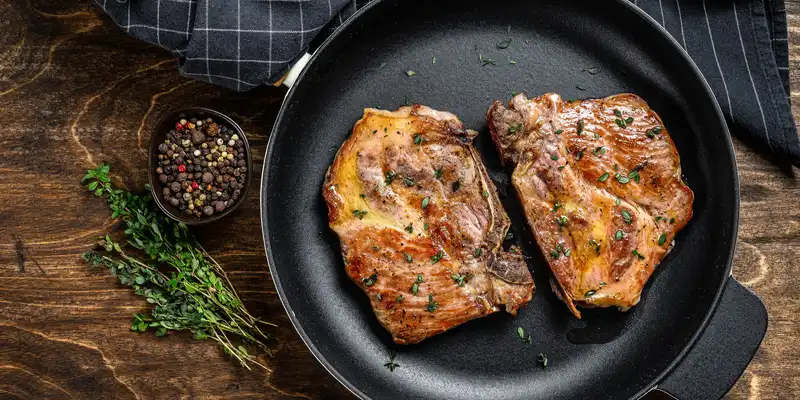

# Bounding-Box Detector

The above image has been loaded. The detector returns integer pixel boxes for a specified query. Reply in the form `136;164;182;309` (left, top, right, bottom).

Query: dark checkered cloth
96;0;800;164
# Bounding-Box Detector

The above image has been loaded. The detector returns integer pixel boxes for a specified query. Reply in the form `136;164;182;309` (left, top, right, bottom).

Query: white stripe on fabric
185;0;192;39
194;27;325;34
268;0;273;77
184;57;291;64
299;1;304;49
204;0;211;84
236;0;241;91
703;0;734;120
676;0;687;49
116;25;188;34
733;1;772;150
182;72;258;86
156;0;162;46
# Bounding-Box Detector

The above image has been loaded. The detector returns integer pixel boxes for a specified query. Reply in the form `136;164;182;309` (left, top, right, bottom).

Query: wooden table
1;1;798;398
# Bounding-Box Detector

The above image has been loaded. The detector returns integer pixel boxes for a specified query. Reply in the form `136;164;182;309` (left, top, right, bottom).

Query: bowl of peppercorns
148;108;252;224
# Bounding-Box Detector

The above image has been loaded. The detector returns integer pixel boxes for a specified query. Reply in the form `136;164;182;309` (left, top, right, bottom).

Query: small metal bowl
148;107;252;225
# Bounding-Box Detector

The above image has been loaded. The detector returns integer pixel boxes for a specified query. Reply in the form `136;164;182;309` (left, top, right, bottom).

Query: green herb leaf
474;248;483;258
422;197;430;209
508;123;523;135
577;119;584;135
405;224;413;234
555;129;563;135
413;133;423;145
417;274;424;283
482;191;489;198
434;168;443;180
588;239;601;254
537;353;548;368
384;351;400;372
598;172;609;182
403;176;415;187
431;251;444;264
615;230;624;240
497;38;512;49
426;294;439;312
632;249;645;260
658;233;667;246
385;170;397;185
362;274;378;286
406;70;416;77
403;252;413;263
585;290;596;297
593;146;606;155
621;210;632;225
551;154;559;161
451;273;470;287
353;209;368;219
616;175;630;184
411;282;419;295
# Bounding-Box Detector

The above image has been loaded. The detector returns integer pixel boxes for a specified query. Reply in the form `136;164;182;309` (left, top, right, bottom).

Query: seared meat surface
324;105;534;344
487;93;693;318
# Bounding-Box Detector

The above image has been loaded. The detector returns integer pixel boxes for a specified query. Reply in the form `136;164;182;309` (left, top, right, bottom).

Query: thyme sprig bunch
81;164;274;370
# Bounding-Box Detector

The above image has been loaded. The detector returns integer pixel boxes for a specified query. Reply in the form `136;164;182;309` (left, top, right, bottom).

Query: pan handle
645;277;767;400
276;53;313;89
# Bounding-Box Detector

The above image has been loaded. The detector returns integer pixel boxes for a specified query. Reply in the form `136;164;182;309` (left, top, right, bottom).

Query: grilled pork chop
487;93;693;318
323;105;534;344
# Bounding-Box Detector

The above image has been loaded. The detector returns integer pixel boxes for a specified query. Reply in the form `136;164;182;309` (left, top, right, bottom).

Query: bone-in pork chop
487;93;693;318
324;105;534;344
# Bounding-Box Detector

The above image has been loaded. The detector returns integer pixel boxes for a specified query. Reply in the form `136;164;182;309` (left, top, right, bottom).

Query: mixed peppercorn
154;116;247;218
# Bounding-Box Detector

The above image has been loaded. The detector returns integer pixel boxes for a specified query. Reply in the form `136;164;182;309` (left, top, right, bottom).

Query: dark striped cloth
97;0;799;164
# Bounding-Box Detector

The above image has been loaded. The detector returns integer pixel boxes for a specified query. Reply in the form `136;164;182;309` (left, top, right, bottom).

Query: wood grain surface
0;1;798;399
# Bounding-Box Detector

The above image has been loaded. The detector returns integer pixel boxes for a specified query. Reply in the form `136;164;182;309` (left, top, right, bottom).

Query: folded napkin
96;0;800;164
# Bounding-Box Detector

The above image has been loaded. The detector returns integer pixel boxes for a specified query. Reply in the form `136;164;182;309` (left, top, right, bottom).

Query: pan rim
259;0;740;398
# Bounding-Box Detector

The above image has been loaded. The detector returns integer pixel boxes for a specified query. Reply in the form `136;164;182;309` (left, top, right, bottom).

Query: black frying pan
260;0;767;398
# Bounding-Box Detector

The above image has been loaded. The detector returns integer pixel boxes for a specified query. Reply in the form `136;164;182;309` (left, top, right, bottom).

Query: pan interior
262;0;737;398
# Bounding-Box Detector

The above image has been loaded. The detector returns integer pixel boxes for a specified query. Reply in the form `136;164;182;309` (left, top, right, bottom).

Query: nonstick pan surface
261;0;761;399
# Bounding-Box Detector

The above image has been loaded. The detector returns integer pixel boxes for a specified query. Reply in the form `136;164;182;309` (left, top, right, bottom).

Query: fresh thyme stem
80;163;273;370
